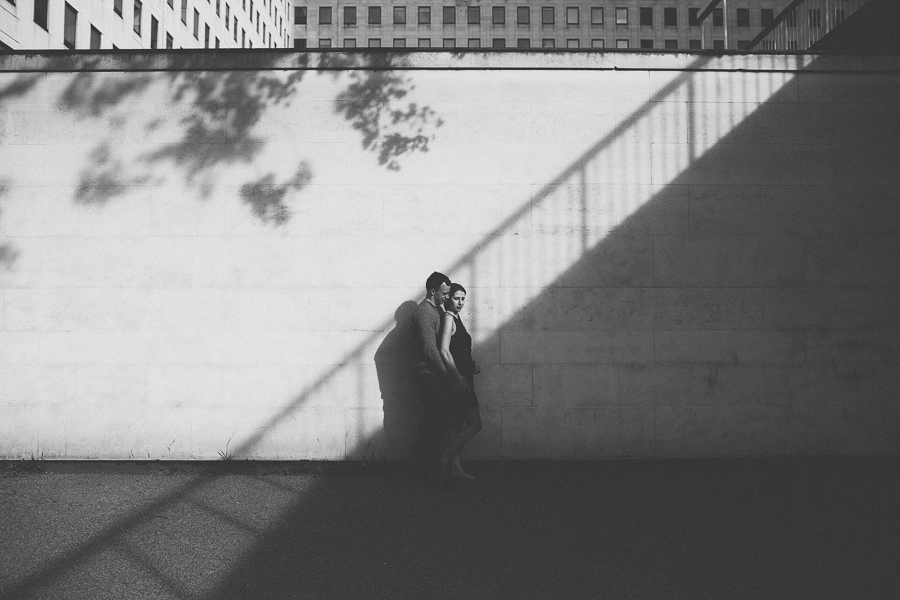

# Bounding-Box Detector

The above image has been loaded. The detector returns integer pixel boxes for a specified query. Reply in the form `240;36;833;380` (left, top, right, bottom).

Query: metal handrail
749;0;870;50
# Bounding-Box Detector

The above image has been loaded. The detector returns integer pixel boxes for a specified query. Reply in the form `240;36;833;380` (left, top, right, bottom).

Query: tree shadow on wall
0;53;442;225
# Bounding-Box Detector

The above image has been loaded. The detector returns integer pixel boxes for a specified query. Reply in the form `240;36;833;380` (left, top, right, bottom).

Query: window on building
393;37;406;47
541;7;554;25
443;7;455;24
467;7;479;25
369;38;381;46
664;7;676;27
664;38;677;49
689;38;701;49
712;8;723;26
133;0;142;34
344;6;356;26
63;3;77;48
90;25;102;49
320;38;332;47
517;38;530;48
295;6;306;24
215;0;219;16
492;38;505;47
590;7;602;25
761;8;774;27
226;4;230;27
834;7;845;24
167;0;173;8
393;6;406;24
590;38;603;48
713;39;724;49
737;40;750;49
151;16;159;47
194;9;200;37
615;7;627;25
688;8;699;26
233;17;238;39
517;7;529;25
33;0;49;30
541;38;555;48
492;6;505;25
639;7;652;26
736;8;750;27
566;38;579;48
215;37;220;47
640;38;653;48
418;37;430;47
368;6;380;24
167;32;174;48
344;38;356;47
418;6;430;24
443;38;455;47
615;38;628;48
566;7;578;25
467;37;480;47
205;23;210;46
320;7;332;24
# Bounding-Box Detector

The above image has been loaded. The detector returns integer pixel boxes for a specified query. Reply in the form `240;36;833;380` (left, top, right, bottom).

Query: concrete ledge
3;51;900;74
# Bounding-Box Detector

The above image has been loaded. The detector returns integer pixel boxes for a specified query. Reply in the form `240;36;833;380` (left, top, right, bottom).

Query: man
410;271;452;480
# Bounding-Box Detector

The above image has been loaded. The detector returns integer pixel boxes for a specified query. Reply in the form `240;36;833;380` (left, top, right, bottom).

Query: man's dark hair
425;271;451;293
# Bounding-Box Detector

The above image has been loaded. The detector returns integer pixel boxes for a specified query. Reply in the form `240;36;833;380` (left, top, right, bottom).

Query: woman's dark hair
445;283;467;311
448;283;466;297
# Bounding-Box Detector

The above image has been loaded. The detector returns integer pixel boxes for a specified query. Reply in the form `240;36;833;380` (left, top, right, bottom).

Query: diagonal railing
750;0;871;51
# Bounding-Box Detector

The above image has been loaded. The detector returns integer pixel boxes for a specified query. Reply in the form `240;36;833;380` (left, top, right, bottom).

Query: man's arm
416;309;448;377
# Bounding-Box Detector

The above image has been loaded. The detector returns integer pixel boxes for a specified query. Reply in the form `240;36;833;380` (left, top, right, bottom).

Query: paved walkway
1;458;898;600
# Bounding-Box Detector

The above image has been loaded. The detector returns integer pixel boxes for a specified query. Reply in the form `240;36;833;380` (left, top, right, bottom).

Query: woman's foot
451;456;475;480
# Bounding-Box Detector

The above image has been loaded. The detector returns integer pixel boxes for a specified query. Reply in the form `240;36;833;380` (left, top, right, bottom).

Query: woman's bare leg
451;454;475;480
441;407;482;478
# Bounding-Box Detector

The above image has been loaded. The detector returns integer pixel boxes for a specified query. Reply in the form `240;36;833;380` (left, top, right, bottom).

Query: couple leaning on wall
410;271;483;484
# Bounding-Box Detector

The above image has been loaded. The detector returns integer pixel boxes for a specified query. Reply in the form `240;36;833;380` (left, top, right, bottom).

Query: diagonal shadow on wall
5;53;900;599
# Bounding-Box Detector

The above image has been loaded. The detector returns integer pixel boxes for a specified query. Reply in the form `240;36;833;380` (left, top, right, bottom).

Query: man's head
425;271;451;307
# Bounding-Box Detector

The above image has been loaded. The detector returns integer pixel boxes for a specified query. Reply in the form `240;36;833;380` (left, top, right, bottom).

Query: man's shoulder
412;300;440;323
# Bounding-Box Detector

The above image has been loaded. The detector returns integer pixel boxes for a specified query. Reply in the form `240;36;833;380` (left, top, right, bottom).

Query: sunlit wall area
1;52;899;460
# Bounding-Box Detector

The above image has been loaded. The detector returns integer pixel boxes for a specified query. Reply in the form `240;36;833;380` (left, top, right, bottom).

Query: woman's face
448;291;466;313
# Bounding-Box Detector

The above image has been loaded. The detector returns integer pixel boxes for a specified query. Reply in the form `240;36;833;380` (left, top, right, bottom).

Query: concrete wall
1;52;899;460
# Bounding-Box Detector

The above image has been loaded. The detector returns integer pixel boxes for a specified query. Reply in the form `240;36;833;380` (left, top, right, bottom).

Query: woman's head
445;283;467;313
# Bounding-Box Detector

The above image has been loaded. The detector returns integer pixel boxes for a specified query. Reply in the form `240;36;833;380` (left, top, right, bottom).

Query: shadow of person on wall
371;300;421;462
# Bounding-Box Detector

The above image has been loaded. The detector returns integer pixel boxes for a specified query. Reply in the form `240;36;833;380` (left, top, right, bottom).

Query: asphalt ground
1;458;898;600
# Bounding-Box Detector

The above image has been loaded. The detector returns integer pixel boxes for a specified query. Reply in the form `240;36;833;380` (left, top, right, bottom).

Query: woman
438;283;483;480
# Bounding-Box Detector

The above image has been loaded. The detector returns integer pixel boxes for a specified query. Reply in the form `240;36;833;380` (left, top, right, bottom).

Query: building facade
1;0;291;49
290;0;791;50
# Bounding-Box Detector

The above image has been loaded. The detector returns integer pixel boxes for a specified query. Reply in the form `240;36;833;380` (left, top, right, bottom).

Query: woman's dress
448;313;479;410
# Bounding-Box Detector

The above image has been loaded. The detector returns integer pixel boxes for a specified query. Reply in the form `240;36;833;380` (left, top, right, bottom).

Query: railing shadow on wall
0;52;847;598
